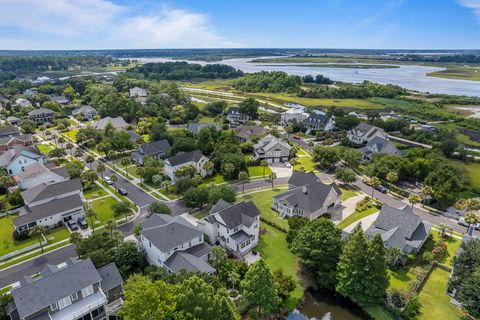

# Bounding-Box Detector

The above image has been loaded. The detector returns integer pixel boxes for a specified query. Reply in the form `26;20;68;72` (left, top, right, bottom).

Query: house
272;171;342;220
347;123;388;145
15;163;69;189
287;170;319;189
72;105;97;121
140;214;214;274
13;178;84;232
0;146;44;176
23;89;37;99
0;125;33;151
187;123;220;135
202;200;260;257
50;95;70;105
365;205;432;262
253;134;291;163
164;150;210;184
129;87;148;98
28;108;55;124
361;136;403;161
234;125;267;142
135;96;148;106
125;130;143;143
4;257;123;320
92;116;128;131
304;111;335;134
132;139;172;165
7;116;21;125
226;107;249;127
280;108;309;125
15;98;32;109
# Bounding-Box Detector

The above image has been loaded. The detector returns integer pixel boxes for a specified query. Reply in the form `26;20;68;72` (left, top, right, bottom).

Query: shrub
13;230;29;241
422;252;434;265
355;196;375;211
432;240;447;261
388;289;407;308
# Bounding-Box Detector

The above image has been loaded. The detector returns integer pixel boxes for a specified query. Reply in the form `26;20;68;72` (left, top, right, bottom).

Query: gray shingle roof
363;136;401;157
253;134;291;153
288;171;319;187
187;123;220;134
141;215;203;252
50;96;69;104
92;117;128;130
184;242;212;258
234;125;266;140
209;200;260;229
138;139;171;156
0;146;42;167
21;178;82;204
164;251;215;274
230;230;251;244
0;125;19;137
72;105;96;115
165;150;205;167
28;108;55;116
97;263;124;292
11;258;102;319
305;111;331;126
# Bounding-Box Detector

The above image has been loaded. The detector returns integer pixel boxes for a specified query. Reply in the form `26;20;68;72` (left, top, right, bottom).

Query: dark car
375;185;388;194
117;187;128;196
67;219;78;231
77;217;88;229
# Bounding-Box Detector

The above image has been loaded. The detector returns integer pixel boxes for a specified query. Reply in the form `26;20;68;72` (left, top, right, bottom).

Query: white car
103;176;113;185
458;217;480;230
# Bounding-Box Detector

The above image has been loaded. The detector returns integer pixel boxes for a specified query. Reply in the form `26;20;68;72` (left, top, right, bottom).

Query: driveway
269;163;293;178
330;194;365;225
343;212;380;234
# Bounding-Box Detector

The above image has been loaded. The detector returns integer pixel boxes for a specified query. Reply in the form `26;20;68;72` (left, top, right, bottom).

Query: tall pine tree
365;234;389;305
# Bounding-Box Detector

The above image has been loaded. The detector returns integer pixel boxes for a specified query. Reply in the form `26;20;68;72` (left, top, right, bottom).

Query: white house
164;150;210;184
280;108;309;125
140;214;214;274
14;98;32;109
202;200;260;258
226;107;249;127
253;134;291;163
0;146;44;176
72;105;97;121
347;123;388;145
129;87;148;98
13;179;84;232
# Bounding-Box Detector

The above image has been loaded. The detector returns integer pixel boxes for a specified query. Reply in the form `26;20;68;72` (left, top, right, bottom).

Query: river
133;57;480;97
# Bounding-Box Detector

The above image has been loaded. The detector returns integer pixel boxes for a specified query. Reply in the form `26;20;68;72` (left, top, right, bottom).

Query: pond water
134;57;480;97
287;290;370;320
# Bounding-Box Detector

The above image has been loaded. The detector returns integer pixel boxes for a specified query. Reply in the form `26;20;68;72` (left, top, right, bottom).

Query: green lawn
256;223;304;310
237;188;289;229
125;165;141;179
247;165;272;177
64;128;79;141
90;196;117;226
339;188;358;201
37;144;53;155
194;208;211;219
197;116;218;124
83;184;108;200
418;268;466;320
294;156;317;172
142;134;151;142
200;173;227;186
464;162;480;191
337;207;379;229
364;306;395;320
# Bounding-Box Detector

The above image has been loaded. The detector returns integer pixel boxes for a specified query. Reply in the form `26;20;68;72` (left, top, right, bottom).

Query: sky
0;0;479;50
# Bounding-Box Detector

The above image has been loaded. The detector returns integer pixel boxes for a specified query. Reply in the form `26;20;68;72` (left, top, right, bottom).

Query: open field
428;66;480;81
90;196;117;226
180;79;236;91
450;160;480;191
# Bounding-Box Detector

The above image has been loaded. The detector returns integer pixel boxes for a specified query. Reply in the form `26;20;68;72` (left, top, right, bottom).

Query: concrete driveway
269;163;293;178
343;212;380;234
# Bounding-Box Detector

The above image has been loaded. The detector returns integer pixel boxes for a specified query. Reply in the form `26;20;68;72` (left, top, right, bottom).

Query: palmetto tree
85;155;95;169
260;160;268;178
66;143;74;157
84;204;97;231
408;194;422;209
223;163;235;180
74;149;83;158
105;219;118;236
110;174;118;189
369;176;381;198
69;232;82;249
120;158;131;178
96;163;106;181
270;172;277;188
421;185;433;206
238;171;249;194
28;225;47;253
57;136;65;149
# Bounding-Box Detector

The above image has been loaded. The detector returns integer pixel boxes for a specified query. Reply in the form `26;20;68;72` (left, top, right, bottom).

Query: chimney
302;186;307;194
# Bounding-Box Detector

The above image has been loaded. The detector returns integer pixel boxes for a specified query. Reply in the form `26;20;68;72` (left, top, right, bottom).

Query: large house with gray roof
304;111;335;134
347;123;388;145
92;117;128;131
50;95;69;105
72;105;96;121
187;122;220;135
202;200;260;257
15;163;69;190
272;171;342;220
132;139;171;165
140;214;214;274
14;178;84;232
0;146;44;176
234;125;267;142
28;108;55;124
0;125;33;151
366;205;432;263
252;134;291;163
5;257;123;320
164;150;210;184
361;136;403;161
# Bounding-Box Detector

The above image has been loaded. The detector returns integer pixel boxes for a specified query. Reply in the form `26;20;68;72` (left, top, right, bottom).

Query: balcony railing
50;290;107;320
106;298;124;315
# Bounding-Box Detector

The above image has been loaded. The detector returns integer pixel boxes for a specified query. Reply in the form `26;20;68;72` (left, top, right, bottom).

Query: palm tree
260;160;268;178
110;174;118;190
120;158;131;178
223;163;235;180
57;136;65;149
203;161;214;176
386;171;398;184
227;271;241;290
421;185;433;206
74;149;83;158
66;143;74;157
85;155;95;169
408;194;422;209
105;219;117;236
96;163;106;181
437;223;453;238
69;232;82;248
270;172;277;188
29;225;47;253
152;174;163;187
111;201;133;222
84;204;97;231
39;125;46;140
238;171;249;194
107;150;116;164
137;167;145;186
368;176;381;198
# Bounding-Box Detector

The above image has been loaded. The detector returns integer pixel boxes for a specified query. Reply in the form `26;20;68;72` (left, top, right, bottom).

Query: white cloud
0;0;241;49
458;0;480;24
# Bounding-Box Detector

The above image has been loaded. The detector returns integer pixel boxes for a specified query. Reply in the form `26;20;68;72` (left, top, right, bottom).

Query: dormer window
81;285;94;298
57;296;72;310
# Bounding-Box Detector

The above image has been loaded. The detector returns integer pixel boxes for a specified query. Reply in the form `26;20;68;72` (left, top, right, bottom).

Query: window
51;302;58;311
58;296;72;310
71;292;78;300
81;285;94;298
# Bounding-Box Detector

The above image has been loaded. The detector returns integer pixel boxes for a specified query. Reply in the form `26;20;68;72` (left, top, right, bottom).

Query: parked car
77;217;88;229
117;187;128;196
103;176;113;185
67;219;78;231
375;185;388;194
458;217;480;229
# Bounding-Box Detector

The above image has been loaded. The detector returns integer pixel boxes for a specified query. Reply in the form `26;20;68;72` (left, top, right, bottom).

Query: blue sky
0;0;479;49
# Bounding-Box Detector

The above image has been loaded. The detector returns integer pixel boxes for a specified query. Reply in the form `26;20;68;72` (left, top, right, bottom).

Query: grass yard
337;206;379;230
450;160;480;191
294;155;317;172
83;184;108;200
418;267;466;320
37;144;53;155
181;79;236;91
247;165;271;177
237;188;289;229
197;116;218;124
64;128;79;141
256;223;303;310
364;306;395;320
125;165;141;179
200;173;226;186
339;188;358;201
90;196;117;226
194;208;211;219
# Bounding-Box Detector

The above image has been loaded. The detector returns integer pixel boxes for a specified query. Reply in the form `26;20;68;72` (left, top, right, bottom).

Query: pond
287;290;370;320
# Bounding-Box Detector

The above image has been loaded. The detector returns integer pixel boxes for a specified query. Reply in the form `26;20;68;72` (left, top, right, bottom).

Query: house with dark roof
125;130;143;143
28;108;55;124
15;163;69;190
92;117;128;131
226;107;249;127
253;134;291;163
72;105;96;121
187;122;220;135
347;123;388;145
272;171;342;220
361;136;403;161
132;139;171;164
202;200;261;257
365;205;432;261
140;214;214;274
304;111;335;134
50;95;69;105
0;125;33;151
234;125;267;142
164;150;210;184
0;146;44;176
4;257;123;320
13;179;84;232
7;116;21;125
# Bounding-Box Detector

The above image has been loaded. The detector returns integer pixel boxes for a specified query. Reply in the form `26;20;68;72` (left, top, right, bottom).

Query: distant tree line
126;62;243;80
298;81;407;99
233;71;302;93
302;74;333;84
